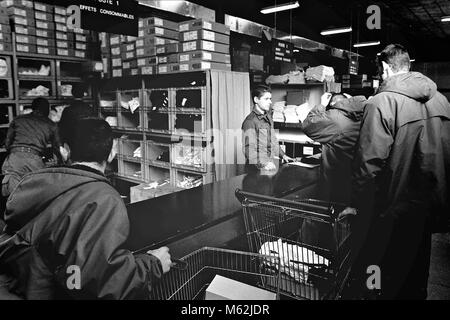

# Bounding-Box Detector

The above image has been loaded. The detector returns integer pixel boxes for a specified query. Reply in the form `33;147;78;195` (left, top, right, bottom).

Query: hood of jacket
378;71;437;103
330;95;367;121
4;167;109;232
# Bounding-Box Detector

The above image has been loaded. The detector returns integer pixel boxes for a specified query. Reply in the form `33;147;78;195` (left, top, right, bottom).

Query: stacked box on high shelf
175;19;231;73
341;74;369;89
0;6;12;52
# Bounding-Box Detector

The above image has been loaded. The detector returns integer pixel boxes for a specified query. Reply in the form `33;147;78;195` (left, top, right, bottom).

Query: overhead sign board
66;0;138;36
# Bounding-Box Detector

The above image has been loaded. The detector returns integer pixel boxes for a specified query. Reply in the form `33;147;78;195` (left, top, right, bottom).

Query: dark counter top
126;164;319;254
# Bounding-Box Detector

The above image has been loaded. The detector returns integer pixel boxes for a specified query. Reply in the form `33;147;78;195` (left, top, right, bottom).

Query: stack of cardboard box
0;0;91;58
0;5;11;52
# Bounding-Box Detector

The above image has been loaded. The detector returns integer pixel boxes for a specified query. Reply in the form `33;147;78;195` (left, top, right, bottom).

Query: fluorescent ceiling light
441;16;450;22
410;59;416;62
293;49;299;52
321;27;352;36
353;41;381;48
261;1;300;14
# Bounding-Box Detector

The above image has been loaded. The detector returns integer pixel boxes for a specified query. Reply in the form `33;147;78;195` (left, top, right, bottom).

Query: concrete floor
427;233;450;300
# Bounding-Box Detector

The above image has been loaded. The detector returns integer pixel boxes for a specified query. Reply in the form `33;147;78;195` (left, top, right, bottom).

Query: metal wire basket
235;189;354;300
150;247;282;300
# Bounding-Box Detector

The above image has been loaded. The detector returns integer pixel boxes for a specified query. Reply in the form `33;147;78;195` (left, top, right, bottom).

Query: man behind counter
0;118;172;299
242;85;293;170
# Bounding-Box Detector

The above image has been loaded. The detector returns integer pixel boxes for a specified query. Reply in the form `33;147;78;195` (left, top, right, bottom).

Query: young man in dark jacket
303;93;367;204
0;118;172;299
1;97;61;197
351;44;450;299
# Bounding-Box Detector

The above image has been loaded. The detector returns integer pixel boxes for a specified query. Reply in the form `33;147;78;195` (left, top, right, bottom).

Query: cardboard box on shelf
136;35;178;48
5;7;33;17
15;34;35;45
179;51;231;64
36;46;56;55
205;275;277;300
157;53;179;64
110;45;121;57
36;37;56;48
0;42;12;52
56;40;74;50
140;27;179;41
35;29;55;39
123;68;139;77
122;43;135;52
112;68;123;78
0;32;11;42
11;15;35;27
136;46;156;58
14;25;35;36
138;65;155;75
155;43;179;55
75;33;88;42
34;11;52;21
74;42;87;51
122;59;138;69
54;7;66;16
15;43;36;53
180;30;229;45
56;48;72;57
111;57;122;68
179;19;230;35
139;17;178;31
157;63;178;74
121;50;136;60
34;2;53;12
137;57;156;67
1;0;33;8
35;20;55;30
74;51;87;59
53;22;66;32
53;14;65;24
180;40;229;54
109;35;121;46
0;23;11;33
174;61;231;73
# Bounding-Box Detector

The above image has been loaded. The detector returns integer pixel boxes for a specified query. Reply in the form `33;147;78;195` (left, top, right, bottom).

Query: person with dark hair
1;97;61;197
351;44;450;299
0;118;172;299
303;92;367;204
242;85;293;170
58;83;96;147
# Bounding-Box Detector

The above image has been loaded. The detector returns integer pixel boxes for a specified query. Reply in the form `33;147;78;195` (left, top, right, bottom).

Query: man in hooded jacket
0;118;172;299
351;44;450;299
303;93;367;204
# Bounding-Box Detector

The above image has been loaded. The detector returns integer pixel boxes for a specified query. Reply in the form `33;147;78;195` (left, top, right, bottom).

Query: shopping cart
150;247;282;300
235;189;354;300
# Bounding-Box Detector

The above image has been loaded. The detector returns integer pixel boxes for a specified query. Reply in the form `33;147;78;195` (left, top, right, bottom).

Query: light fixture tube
261;1;300;14
320;27;352;36
353;41;381;48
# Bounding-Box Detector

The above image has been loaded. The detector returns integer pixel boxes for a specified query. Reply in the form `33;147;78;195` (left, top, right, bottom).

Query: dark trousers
351;207;432;300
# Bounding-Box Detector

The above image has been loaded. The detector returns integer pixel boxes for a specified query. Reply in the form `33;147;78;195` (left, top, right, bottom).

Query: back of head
377;44;410;73
328;93;347;108
251;84;271;100
71;83;86;99
31;97;50;117
67;118;113;164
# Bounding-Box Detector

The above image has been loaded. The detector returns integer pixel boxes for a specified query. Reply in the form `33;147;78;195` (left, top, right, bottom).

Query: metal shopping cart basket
150;247;282;300
235;189;354;300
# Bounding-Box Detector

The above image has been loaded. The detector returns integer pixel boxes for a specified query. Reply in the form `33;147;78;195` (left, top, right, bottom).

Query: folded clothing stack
26;85;49;96
305;65;335;82
284;105;299;123
295;102;314;123
259;239;330;283
272;101;286;123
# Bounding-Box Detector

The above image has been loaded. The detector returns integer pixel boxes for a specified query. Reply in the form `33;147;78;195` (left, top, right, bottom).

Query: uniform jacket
0;166;163;299
352;72;450;228
4;112;60;154
303;96;367;204
242;108;285;168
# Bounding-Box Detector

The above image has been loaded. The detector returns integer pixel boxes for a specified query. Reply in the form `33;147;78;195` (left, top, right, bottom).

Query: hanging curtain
210;70;251;181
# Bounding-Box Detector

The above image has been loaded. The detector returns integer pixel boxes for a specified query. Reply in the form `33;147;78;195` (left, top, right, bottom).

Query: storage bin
174;168;213;189
173;113;206;136
171;141;211;172
146;140;171;168
174;87;206;111
145;164;171;184
0;79;13;99
119;138;144;161
118;158;144;181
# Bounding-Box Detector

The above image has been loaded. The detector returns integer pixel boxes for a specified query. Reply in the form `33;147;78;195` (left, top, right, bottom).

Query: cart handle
171;258;188;270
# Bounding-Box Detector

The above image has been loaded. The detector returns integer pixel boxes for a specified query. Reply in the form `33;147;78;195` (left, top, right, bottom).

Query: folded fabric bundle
296;102;315;123
26;85;49;96
272;111;285;123
284;105;300;123
305;65;335;82
265;74;289;85
259;239;330;283
105;116;118;127
287;70;306;84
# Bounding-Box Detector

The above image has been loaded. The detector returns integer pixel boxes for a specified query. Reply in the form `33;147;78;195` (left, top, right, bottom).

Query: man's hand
320;92;333;107
147;246;172;274
282;155;294;163
263;161;277;171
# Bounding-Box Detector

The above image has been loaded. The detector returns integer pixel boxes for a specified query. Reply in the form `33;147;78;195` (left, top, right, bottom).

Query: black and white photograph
0;0;449;310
